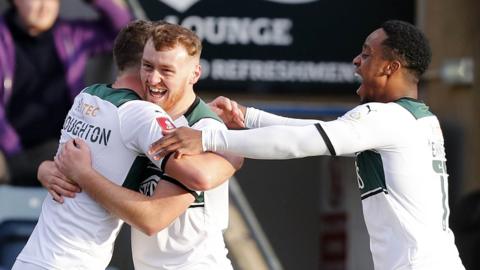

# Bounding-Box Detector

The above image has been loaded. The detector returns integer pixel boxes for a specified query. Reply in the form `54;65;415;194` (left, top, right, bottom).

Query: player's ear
385;60;401;76
190;64;202;84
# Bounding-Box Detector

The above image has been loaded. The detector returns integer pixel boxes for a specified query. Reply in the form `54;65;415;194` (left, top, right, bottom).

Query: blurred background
0;0;479;269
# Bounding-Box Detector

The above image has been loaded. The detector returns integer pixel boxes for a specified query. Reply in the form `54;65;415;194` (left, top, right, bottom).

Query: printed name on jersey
62;115;112;146
156;117;176;130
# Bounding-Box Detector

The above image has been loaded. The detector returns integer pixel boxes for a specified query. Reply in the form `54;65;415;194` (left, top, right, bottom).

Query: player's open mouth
149;87;167;98
354;72;363;82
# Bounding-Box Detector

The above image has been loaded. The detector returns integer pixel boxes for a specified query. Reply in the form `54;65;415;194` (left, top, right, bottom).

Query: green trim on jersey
83;84;141;107
356;150;388;200
184;97;223;126
183;97;224;205
395;98;433;120
123;156;152;191
82;83;143;191
124;97;220;205
127;158;196;198
189;193;205;207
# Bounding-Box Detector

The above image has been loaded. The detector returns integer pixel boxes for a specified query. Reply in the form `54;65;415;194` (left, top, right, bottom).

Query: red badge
156;117;176;130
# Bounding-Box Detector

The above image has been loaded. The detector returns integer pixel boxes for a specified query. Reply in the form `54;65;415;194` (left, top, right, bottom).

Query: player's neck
384;77;418;102
168;89;196;120
112;70;143;96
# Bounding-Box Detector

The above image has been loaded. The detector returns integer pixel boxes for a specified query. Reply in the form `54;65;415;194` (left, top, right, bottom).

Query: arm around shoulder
55;144;194;236
77;168;194;236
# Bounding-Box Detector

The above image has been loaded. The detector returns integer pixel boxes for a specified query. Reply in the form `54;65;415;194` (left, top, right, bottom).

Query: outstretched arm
150;124;332;160
150;104;397;160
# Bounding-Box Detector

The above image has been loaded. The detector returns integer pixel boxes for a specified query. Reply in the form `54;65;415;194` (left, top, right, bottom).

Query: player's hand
149;127;203;160
208;96;246;129
55;139;93;186
37;160;81;203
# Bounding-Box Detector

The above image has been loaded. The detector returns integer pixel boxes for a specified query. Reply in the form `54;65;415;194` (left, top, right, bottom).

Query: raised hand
208;96;246;129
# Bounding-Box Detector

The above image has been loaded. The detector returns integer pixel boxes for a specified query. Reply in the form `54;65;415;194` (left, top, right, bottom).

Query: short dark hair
381;20;432;79
113;20;154;72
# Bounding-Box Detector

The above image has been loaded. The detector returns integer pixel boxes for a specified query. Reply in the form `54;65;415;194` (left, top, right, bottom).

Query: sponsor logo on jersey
156;117;176;130
366;105;377;114
139;175;160;196
74;98;100;117
349;111;361;120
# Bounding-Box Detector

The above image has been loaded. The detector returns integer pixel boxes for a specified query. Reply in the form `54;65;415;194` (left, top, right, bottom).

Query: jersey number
433;160;448;231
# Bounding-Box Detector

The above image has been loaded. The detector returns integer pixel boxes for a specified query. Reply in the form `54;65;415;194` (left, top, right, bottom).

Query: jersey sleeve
118;100;175;167
202;103;401;159
202;124;331;159
322;102;402;156
245;107;320;128
192;118;227;131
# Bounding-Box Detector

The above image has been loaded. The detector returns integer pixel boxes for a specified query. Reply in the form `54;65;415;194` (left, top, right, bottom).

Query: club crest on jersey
156;117;176;130
348;111;362;120
139;176;160;196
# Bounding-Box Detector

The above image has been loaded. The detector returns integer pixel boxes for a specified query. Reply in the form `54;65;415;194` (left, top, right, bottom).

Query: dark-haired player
151;20;466;270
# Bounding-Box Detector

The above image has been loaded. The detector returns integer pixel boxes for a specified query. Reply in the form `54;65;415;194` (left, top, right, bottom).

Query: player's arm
53;102;240;234
55;139;195;236
208;96;320;129
37;160;81;203
159;119;243;191
123;101;240;191
162;151;243;191
150;104;395;159
152;124;333;159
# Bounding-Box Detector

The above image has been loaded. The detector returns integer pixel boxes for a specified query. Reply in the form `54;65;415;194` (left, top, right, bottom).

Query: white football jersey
15;84;172;270
321;99;465;270
131;98;232;270
209;98;466;270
